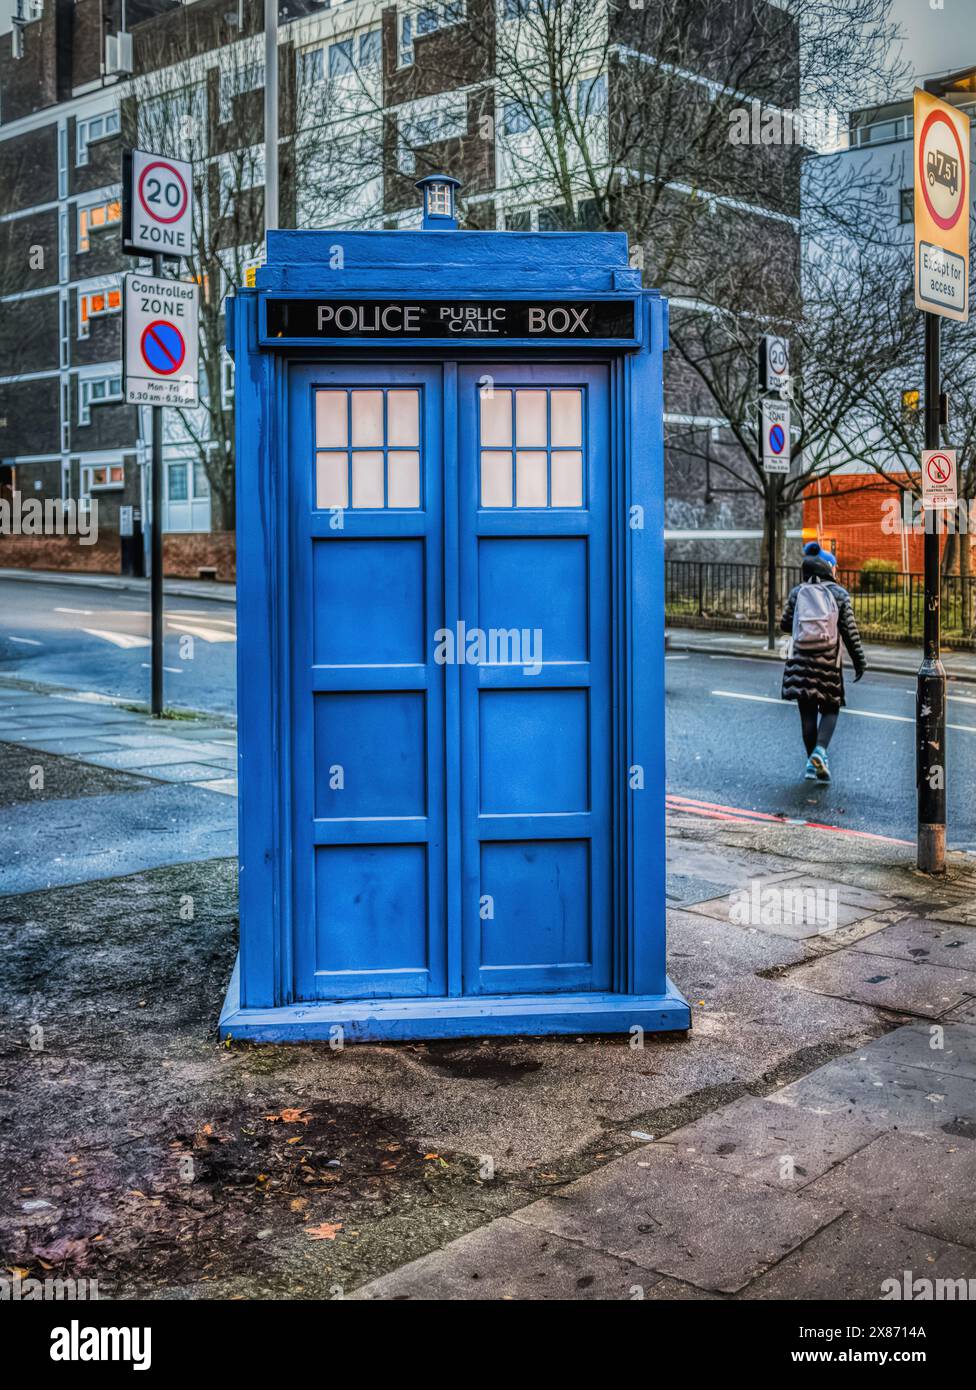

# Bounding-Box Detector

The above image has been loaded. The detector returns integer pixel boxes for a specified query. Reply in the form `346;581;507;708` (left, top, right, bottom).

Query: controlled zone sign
914;90;970;322
921;449;957;509
124;273;199;407
762;397;791;473
124;149;193;256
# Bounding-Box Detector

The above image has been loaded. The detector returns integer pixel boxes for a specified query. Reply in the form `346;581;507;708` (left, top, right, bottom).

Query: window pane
480;388;512;446
193;461;210;496
516;451;547;506
351;450;384;506
481;450;512;507
551;451;583;507
316;390;347;447
110;465;124;483
515;390;547;446
168;463;188;501
329;39;354;77
316;452;348;508
388;451;420;508
387;389;419;445
351;389;383;445
550;390;582;446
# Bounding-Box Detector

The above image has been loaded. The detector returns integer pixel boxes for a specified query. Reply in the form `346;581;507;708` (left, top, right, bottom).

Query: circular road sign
918;109;966;233
768;338;788;377
137;159;189;226
769;423;786;454
926;451;953;485
141;320;186;376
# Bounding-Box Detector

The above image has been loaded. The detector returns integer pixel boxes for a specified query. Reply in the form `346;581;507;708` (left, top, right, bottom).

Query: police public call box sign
124;272;199;407
123;149;194;257
263;296;638;343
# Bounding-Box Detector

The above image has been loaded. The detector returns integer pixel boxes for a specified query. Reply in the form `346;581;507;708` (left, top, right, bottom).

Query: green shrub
859;557;899;593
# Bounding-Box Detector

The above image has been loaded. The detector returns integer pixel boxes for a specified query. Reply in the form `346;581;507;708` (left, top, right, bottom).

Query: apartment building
0;0;799;572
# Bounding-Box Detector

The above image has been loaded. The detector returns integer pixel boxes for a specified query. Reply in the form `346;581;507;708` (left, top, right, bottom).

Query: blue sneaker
804;758;817;780
810;746;831;781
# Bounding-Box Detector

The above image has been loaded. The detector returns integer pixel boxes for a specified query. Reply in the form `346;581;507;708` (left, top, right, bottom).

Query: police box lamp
416;173;461;231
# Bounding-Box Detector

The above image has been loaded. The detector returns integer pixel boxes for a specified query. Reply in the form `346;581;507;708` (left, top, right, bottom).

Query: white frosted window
516;451;548;507
388;390;419;445
316;391;347;448
515;390;547;446
316;452;348;508
351;389;384;446
551;451;583;507
550;390;582;447
352;451;384;507
480;388;512;447
388;450;420;508
314;387;423;510
481;450;513;507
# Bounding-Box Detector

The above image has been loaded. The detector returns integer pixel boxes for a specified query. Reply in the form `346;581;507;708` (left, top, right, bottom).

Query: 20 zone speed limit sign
124;149;192;256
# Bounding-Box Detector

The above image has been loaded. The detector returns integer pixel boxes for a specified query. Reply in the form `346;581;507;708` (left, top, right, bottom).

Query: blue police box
220;177;690;1043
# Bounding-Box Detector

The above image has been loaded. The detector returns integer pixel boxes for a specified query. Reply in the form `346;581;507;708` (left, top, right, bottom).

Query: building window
329;39;355;78
504;207;531;231
219;63;264;124
78;285;122;338
78;199;121;253
314;387;421;509
168;462;189;502
399;2;466;68
76;109;120;166
300;47;324;83
397;94;468;174
79;373;123;425
80;462;124;494
899;187;914;224
479;387;584;509
222;352;235;408
359;30;381;68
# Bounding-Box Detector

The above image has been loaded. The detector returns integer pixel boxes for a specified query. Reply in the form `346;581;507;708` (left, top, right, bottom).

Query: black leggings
798;699;839;757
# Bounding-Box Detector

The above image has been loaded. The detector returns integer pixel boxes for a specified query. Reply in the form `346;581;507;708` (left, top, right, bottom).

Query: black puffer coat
780;562;866;711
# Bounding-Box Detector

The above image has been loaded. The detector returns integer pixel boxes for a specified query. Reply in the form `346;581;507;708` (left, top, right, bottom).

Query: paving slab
802;1132;976;1248
512;1146;841;1294
786;948;975;1017
351;1217;655;1300
943;998;976;1025
82;746;232;770
16;737;131;754
861;1022;976;1082
196;777;237;797
0;784;236;894
767;1055;976;1134
656;1096;883;1190
856;917;976;972
130;761;237;783
738;1211;976;1300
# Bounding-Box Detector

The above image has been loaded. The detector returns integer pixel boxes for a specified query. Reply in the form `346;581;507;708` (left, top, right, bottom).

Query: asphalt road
1;580;973;849
666;651;976;851
0;578;236;715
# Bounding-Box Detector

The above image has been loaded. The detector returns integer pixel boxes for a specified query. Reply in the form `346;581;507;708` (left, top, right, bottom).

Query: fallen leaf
307;1222;342;1241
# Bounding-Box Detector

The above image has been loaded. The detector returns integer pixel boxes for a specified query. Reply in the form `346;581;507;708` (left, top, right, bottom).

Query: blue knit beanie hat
803;540;836;567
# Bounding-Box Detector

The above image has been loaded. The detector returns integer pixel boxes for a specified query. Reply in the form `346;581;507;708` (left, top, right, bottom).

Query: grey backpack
792;582;839;650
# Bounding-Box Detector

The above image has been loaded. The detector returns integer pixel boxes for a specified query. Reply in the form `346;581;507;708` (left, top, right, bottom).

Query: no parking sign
124;272;199;407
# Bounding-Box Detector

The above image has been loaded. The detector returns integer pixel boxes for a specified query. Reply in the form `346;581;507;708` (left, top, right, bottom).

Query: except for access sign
125;149;193;257
762;397;791;473
921;449;957;509
914;90;969;322
124;273;199;407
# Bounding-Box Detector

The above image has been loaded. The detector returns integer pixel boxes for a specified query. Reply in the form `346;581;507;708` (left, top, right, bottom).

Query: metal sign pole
766;476;777;651
264;0;278;232
150;251;164;717
917;309;946;870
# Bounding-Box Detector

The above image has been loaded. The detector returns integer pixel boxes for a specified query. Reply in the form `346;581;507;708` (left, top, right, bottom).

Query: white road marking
169;622;236;643
82;628;151;650
140;663;183;674
54;606;94;615
711;689;976;733
8;635;42;645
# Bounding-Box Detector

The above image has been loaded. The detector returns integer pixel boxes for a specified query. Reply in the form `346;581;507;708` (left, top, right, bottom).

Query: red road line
666;794;913;846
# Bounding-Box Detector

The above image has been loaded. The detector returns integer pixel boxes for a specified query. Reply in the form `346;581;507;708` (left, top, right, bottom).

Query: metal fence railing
665;560;976;642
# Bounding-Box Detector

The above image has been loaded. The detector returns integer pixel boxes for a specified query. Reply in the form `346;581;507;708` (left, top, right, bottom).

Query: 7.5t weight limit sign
123;149;193;257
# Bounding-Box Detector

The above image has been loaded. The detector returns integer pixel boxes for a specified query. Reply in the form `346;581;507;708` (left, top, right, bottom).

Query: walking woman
780;542;866;782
